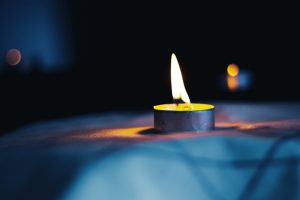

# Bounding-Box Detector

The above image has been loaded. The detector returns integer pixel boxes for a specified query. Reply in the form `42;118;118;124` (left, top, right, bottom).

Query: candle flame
171;53;191;103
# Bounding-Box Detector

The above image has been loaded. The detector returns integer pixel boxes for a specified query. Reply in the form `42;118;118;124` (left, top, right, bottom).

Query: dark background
1;1;299;134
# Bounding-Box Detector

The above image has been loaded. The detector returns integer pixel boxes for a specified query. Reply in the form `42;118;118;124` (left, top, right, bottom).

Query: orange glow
227;64;239;77
171;53;190;103
227;76;239;92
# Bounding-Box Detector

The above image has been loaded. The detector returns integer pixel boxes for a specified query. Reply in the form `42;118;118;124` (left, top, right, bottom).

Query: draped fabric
1;103;300;200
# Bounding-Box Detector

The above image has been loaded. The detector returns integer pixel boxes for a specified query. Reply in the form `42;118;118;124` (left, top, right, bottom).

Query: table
1;102;300;200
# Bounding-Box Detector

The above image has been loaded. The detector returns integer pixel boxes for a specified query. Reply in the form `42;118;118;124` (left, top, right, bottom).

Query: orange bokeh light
227;63;239;77
227;76;239;92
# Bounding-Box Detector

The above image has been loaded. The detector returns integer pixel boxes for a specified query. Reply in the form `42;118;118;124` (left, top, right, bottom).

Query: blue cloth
62;132;300;200
1;103;300;200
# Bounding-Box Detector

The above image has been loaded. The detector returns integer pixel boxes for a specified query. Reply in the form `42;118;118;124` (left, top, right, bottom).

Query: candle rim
153;103;215;112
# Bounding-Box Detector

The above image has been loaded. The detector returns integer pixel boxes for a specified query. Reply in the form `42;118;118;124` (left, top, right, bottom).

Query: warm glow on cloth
1;103;300;200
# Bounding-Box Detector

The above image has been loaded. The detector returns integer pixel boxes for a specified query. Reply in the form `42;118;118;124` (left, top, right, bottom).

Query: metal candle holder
154;103;215;132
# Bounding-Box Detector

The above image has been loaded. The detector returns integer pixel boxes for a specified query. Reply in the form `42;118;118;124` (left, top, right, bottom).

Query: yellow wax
153;103;214;111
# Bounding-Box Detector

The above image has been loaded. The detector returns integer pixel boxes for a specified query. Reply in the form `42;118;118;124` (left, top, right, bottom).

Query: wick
173;99;194;110
173;99;182;108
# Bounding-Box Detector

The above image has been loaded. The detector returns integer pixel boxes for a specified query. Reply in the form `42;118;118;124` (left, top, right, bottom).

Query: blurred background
1;0;299;134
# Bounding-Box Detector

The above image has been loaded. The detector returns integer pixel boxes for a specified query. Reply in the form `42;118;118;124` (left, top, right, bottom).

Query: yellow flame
171;53;190;103
227;64;239;77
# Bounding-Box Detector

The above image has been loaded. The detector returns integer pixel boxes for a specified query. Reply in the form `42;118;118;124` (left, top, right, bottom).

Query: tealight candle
154;53;215;132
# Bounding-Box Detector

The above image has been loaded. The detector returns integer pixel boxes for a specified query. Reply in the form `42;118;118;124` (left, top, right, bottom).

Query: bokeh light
227;63;239;77
227;76;239;92
6;48;22;66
